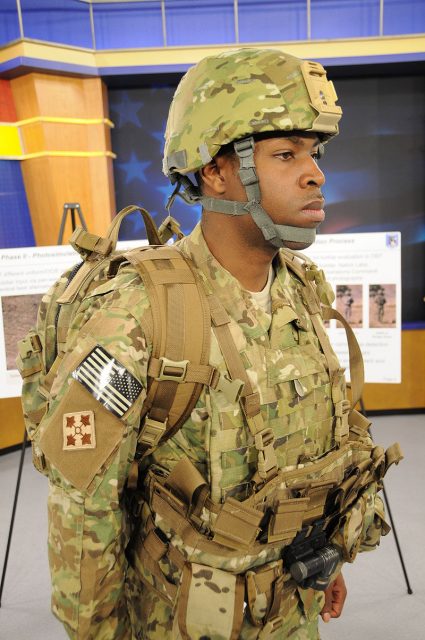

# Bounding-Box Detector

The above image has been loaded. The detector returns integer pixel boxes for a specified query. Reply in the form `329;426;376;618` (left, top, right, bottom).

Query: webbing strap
69;227;112;257
125;246;211;453
208;293;278;481
108;204;162;247
302;286;339;381
56;258;102;305
147;357;243;404
322;306;364;409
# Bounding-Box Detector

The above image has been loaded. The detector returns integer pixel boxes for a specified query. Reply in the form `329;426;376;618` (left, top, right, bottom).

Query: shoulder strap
280;249;365;445
124;245;211;457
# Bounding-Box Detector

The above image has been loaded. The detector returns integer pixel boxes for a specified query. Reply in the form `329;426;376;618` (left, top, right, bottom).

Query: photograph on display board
336;284;363;328
1;293;42;369
369;284;397;328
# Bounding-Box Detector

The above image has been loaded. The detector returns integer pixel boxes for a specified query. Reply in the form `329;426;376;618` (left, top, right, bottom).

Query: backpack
16;206;211;477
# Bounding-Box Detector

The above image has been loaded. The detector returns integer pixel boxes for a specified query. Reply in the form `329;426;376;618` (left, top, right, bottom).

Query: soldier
343;291;354;322
32;49;393;639
375;289;386;323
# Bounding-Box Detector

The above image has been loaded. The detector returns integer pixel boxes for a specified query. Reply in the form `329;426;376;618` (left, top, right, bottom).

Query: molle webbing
146;447;352;555
124;246;211;454
285;251;364;410
207;293;279;482
143;428;402;559
282;251;364;445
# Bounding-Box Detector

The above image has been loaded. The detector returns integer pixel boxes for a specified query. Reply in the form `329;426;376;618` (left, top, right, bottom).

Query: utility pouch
338;482;380;562
245;560;286;627
16;331;48;474
177;562;244;640
360;494;391;551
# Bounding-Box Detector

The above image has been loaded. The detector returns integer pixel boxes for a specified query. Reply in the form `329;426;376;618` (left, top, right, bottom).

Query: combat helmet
163;48;342;247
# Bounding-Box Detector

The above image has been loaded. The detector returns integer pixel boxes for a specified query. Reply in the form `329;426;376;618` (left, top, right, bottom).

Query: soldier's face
222;133;326;250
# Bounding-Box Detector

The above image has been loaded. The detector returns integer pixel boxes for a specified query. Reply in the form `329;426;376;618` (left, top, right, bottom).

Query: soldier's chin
282;239;314;251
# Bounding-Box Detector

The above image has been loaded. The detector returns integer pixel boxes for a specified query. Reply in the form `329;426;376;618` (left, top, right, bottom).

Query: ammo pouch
177;563;244;640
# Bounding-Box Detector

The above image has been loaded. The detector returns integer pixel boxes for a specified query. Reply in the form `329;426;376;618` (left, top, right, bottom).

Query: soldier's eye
276;151;294;161
312;143;325;161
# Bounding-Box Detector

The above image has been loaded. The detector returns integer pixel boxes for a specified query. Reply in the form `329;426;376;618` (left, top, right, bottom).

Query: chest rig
128;244;402;638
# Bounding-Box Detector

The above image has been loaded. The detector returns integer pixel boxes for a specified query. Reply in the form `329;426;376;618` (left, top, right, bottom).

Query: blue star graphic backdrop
109;86;201;243
108;77;424;326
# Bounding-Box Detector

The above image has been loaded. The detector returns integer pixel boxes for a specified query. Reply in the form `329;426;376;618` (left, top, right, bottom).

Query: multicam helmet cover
163;48;342;248
163;48;342;177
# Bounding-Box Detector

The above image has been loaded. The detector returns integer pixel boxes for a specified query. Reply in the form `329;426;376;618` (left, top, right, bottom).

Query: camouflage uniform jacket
40;223;382;640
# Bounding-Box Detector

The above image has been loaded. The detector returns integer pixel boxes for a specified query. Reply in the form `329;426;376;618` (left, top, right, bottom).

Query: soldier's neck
201;212;277;292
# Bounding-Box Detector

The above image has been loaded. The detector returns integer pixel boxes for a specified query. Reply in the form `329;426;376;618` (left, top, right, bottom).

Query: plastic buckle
215;373;245;404
234;137;258;186
156;357;189;382
234;137;255;157
30;333;42;353
255;428;278;479
140;416;168;448
254;428;274;451
261;616;283;636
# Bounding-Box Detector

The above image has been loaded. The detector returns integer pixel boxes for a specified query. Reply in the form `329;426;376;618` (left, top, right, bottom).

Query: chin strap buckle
234;137;258;187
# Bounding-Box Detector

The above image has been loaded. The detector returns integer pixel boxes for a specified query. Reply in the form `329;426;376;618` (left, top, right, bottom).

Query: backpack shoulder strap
124;245;212;457
280;248;363;445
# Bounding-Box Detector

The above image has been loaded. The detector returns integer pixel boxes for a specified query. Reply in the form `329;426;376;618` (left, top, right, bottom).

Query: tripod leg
381;484;413;594
359;398;413;595
0;429;28;607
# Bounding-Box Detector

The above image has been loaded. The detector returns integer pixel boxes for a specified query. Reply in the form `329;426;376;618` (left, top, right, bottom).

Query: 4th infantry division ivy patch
63;410;96;450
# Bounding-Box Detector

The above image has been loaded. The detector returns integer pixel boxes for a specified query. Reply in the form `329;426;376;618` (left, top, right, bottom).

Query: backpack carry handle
69;206;163;260
108;205;162;248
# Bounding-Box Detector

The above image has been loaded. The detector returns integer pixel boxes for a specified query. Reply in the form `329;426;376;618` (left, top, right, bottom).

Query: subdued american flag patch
72;345;143;418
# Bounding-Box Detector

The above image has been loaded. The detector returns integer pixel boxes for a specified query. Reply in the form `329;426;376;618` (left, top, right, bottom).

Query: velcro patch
63;411;96;450
72;345;143;418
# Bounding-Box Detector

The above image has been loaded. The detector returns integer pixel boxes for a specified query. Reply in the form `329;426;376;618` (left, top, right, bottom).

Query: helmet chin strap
168;136;317;247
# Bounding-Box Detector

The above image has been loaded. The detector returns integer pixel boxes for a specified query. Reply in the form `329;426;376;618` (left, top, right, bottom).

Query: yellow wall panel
19;121;45;155
0;124;22;156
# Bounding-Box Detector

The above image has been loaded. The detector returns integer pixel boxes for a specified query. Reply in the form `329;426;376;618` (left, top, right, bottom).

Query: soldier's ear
199;159;224;195
200;155;236;196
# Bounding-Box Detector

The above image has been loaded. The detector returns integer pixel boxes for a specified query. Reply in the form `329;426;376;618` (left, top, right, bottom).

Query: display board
0;230;403;398
0;240;144;399
304;231;401;383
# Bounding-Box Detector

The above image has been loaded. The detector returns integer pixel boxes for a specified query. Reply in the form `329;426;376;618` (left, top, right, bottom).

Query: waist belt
129;515;296;633
144;445;352;556
142;434;402;556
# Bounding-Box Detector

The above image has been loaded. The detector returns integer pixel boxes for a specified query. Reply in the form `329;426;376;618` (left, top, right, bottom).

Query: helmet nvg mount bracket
163;48;342;247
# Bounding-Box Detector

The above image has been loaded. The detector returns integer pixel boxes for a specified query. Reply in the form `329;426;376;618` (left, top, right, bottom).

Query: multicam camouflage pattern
24;224;386;639
163;48;342;176
17;255;125;475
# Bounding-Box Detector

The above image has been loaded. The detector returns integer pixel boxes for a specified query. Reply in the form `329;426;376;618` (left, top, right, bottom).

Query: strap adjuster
214;372;245;403
139;416;168;448
260;616;283;636
156;357;189;382
255;428;278;479
254;428;274;451
234;137;258;186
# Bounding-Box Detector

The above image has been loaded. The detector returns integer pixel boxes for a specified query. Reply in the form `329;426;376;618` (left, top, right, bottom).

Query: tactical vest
124;230;402;639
